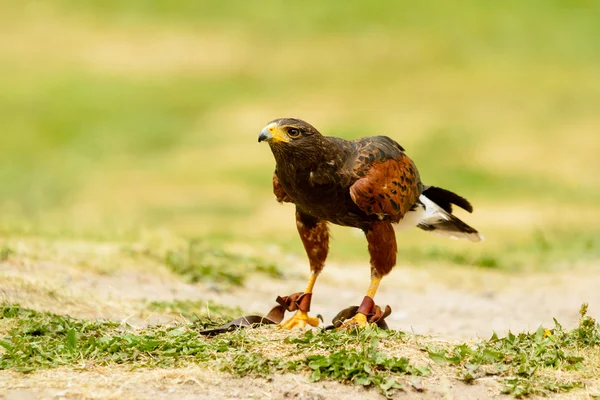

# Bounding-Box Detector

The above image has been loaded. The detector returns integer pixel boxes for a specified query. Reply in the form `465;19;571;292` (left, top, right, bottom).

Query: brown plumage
259;118;482;329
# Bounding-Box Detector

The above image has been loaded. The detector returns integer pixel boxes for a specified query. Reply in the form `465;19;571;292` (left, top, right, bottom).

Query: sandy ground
1;367;508;400
1;244;599;399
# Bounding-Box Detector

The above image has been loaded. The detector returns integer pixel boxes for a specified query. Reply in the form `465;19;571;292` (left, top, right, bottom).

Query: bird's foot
278;310;320;330
336;312;368;330
332;296;392;330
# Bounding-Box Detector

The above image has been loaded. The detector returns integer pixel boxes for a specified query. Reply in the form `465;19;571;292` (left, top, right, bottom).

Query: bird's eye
287;128;301;138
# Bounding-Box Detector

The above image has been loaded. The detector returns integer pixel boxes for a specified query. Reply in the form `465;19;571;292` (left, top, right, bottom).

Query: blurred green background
1;0;599;270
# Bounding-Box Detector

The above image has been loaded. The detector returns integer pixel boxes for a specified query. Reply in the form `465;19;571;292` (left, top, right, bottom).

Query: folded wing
348;137;422;222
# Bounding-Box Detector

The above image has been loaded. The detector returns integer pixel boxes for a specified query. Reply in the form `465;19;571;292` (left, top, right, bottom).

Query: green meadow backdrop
1;0;599;270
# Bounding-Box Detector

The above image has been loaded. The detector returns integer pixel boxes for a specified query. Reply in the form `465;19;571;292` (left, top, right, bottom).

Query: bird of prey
258;118;482;329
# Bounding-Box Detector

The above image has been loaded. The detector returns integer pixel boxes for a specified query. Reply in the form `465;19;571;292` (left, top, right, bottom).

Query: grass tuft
0;244;14;261
224;328;428;397
145;299;244;325
164;240;283;286
304;337;430;395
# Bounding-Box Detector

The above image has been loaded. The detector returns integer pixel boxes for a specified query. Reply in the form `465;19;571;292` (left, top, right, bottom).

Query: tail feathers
422;186;473;213
417;193;483;242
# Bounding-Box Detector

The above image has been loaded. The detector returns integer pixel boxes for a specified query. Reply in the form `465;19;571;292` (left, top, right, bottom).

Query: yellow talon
337;312;368;330
277;310;320;330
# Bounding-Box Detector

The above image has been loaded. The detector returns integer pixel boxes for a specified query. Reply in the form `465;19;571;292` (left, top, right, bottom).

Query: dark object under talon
198;292;313;336
328;298;392;330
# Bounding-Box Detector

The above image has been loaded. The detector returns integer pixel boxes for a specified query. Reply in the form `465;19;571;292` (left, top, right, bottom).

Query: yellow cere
270;123;290;143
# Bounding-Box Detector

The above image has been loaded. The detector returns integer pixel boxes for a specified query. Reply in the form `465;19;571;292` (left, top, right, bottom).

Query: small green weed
562;303;600;347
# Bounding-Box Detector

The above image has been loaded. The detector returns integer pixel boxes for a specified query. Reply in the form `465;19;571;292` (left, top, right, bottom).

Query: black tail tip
423;186;474;213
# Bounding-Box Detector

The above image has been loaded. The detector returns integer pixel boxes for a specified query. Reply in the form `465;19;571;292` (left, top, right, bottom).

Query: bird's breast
278;168;340;205
276;166;369;227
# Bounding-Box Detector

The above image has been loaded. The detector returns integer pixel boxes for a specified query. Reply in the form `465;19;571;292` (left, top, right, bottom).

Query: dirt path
3;252;599;339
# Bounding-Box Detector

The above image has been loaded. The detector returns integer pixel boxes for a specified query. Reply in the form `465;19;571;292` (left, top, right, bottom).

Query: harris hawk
258;118;482;329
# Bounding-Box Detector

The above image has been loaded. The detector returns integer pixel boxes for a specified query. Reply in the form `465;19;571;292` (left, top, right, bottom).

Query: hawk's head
258;118;321;144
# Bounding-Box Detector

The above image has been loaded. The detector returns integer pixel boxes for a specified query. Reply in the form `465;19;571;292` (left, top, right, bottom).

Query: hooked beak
258;122;289;143
258;127;272;143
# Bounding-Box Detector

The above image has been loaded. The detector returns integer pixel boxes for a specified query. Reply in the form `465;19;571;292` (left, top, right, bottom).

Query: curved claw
277;310;320;330
336;312;368;330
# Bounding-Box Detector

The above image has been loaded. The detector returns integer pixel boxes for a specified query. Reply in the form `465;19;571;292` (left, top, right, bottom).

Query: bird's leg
349;274;383;326
339;222;396;329
278;210;329;330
